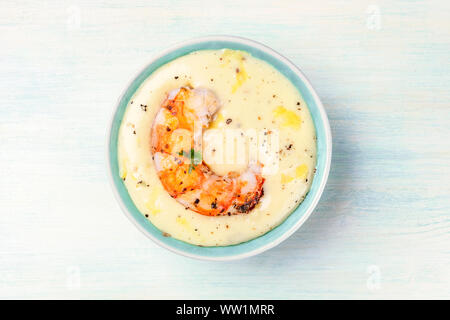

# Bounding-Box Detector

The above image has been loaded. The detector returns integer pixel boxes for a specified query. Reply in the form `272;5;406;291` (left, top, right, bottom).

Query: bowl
107;36;332;261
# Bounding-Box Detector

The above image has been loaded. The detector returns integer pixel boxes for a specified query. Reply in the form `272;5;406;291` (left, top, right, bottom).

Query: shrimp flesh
151;87;265;216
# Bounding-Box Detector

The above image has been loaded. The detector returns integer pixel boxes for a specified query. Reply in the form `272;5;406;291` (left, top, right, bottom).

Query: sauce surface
118;49;316;246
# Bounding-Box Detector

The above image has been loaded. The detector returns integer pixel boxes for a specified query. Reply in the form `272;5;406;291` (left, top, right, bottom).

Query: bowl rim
106;35;332;261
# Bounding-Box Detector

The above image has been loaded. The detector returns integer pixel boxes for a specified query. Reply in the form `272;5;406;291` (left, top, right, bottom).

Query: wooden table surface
1;0;449;299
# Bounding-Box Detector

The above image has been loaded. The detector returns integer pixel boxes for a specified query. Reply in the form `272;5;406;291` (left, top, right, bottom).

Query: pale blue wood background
1;0;449;299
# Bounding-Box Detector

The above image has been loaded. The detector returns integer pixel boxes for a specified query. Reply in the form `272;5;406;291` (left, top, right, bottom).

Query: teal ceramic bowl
107;36;332;261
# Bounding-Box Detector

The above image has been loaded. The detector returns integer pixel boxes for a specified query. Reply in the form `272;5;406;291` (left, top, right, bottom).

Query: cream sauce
118;49;316;246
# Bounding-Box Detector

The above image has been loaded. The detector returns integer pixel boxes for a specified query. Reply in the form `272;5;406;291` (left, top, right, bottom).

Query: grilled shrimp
151;87;265;216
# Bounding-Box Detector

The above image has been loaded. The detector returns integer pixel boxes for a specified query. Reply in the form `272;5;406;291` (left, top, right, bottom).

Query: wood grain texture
0;0;449;299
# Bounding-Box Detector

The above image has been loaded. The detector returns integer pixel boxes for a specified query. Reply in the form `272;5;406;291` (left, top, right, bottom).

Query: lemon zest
295;164;308;179
281;173;294;184
273;106;301;129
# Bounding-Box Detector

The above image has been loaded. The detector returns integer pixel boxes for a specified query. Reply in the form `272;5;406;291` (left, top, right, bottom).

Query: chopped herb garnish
179;148;202;173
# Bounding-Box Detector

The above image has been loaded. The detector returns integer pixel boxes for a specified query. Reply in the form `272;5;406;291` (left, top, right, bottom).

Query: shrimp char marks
151;87;265;216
